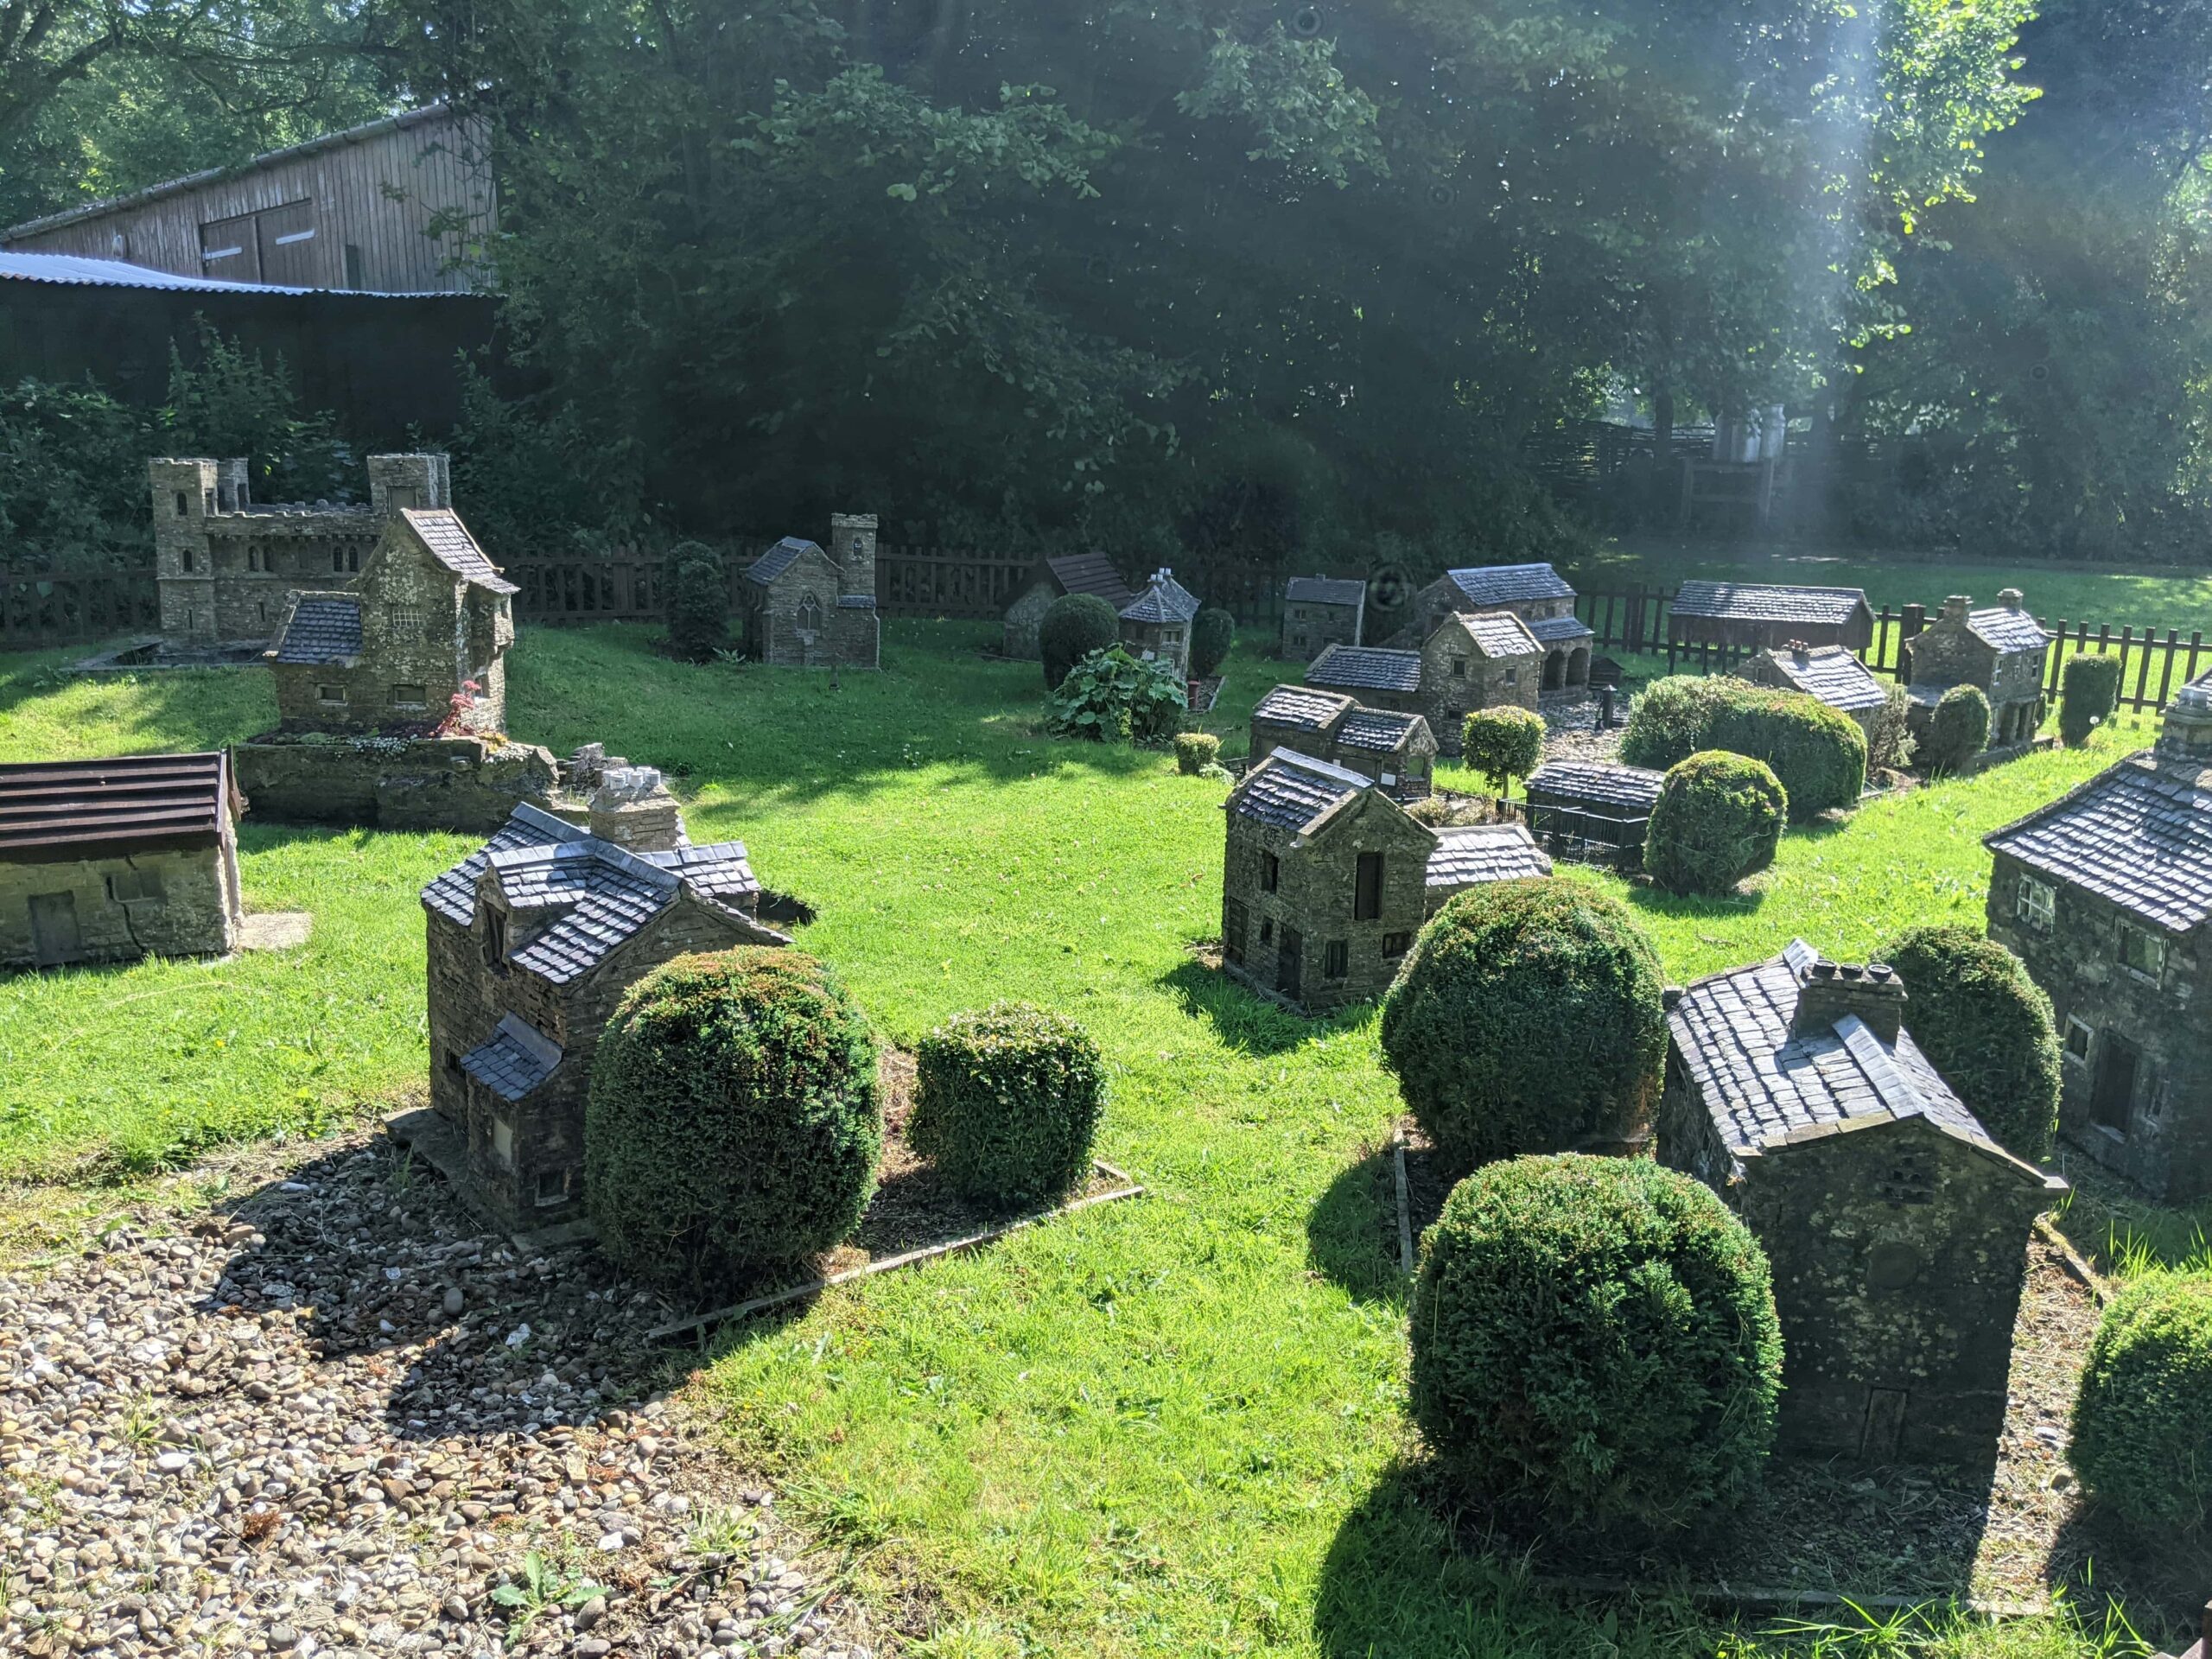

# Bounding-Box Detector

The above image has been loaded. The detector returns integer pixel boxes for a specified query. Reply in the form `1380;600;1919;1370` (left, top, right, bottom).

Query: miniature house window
797;594;823;635
1382;931;1412;958
387;603;423;636
390;684;429;711
1354;852;1383;921
2015;875;2056;931
106;868;164;904
2119;925;2166;981
490;1116;515;1166
175;491;190;518
317;683;347;705
1502;668;1518;688
1323;939;1350;979
445;1050;462;1076
1866;1240;1924;1291
483;907;508;969
1261;852;1280;893
181;548;196;572
1259;918;1274;946
534;1169;571;1208
1224;899;1249;965
256;601;268;625
204;490;216;515
2064;1018;2093;1063
1451;657;1467;679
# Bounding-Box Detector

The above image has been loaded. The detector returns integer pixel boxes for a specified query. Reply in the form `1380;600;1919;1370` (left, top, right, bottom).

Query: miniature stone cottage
1249;684;1435;800
1220;749;1549;1012
152;452;452;645
1305;644;1426;715
265;505;518;734
1745;642;1889;743
1390;563;1593;691
1419;611;1542;751
1669;582;1875;654
1984;683;2212;1200
1906;592;2052;749
1119;569;1203;680
1662;941;2064;1465
0;752;242;970
422;772;791;1229
1280;575;1367;660
741;513;880;670
1001;553;1135;659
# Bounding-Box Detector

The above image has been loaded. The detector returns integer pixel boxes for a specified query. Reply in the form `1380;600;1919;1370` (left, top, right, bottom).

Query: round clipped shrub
1039;593;1121;690
1190;607;1236;679
666;542;728;664
1702;685;1866;821
1460;706;1546;794
1923;683;1992;775
1173;731;1221;774
1878;924;2060;1161
585;948;882;1294
2070;1272;2212;1538
910;1002;1108;1210
2061;654;2123;747
1643;751;1789;896
1619;675;1736;772
1380;879;1666;1172
1410;1154;1783;1534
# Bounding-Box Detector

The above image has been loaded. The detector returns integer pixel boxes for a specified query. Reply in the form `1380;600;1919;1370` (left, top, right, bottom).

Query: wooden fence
0;569;159;648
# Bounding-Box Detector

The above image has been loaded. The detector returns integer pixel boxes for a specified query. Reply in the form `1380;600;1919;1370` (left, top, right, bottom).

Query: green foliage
1618;676;1737;772
1039;593;1121;690
2070;1271;2212;1538
1189;608;1236;680
0;378;152;570
1701;686;1867;822
442;365;646;562
910;1002;1107;1211
2062;655;2124;747
1868;681;1917;774
161;323;353;506
1878;925;2060;1162
1924;684;1993;775
1409;1154;1783;1534
1379;879;1667;1173
585;948;882;1295
1173;731;1221;775
1645;752;1789;897
1046;647;1188;744
1459;707;1546;794
666;543;729;664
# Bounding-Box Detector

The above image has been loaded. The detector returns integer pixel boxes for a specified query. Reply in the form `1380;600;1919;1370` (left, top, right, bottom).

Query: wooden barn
1668;581;1875;653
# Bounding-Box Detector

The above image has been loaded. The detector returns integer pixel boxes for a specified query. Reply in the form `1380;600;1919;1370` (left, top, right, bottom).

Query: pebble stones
0;1132;878;1659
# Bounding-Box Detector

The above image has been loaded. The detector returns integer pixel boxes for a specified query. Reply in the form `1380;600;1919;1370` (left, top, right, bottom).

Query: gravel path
2;1133;880;1659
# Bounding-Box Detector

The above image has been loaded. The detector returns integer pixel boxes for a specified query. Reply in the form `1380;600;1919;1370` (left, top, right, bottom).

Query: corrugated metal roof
0;752;232;859
0;249;454;298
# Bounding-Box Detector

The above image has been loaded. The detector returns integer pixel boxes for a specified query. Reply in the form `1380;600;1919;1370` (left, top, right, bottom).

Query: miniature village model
1249;684;1436;799
1001;552;1135;659
1985;682;2212;1200
1388;563;1595;692
1118;568;1203;681
1906;591;2053;751
1745;641;1890;742
1279;575;1366;660
1522;759;1667;867
740;513;881;670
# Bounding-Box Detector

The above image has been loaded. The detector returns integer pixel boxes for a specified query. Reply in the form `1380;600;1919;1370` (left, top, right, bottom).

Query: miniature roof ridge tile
1984;751;2212;931
1285;575;1368;607
270;593;364;664
1444;563;1575;606
1670;581;1870;625
397;508;518;594
1306;643;1425;694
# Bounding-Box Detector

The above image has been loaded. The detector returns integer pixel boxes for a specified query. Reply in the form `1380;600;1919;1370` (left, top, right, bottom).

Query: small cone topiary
2070;1271;2212;1539
1643;751;1789;896
911;1002;1107;1210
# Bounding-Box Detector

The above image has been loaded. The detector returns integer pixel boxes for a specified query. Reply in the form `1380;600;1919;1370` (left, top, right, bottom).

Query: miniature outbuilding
741;513;880;670
1668;582;1875;653
1905;592;2052;749
1001;552;1135;659
1984;683;2212;1200
1392;563;1594;691
1305;644;1426;715
1662;940;2065;1465
1419;611;1542;752
0;752;242;969
1249;683;1435;799
1119;568;1203;681
1522;760;1666;867
1745;643;1890;743
1280;575;1367;660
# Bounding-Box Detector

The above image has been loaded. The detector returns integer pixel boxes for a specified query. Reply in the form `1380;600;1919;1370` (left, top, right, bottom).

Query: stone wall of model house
0;843;239;969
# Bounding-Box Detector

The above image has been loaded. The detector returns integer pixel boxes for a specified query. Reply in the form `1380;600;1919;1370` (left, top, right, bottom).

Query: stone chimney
1998;588;2025;612
830;512;877;602
1791;957;1908;1046
588;766;685;854
1787;639;1812;665
368;453;454;518
2157;681;2212;766
1941;594;1972;625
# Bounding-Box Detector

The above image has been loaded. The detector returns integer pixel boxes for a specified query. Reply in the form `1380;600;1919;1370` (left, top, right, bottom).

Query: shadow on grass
1621;879;1769;921
2043;1492;2207;1647
1306;1145;1409;1307
1158;955;1354;1057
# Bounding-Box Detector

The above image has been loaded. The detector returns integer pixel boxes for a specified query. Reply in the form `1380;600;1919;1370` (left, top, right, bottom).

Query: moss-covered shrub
2070;1272;2212;1538
1380;879;1666;1172
1190;607;1236;679
585;949;882;1295
1047;647;1189;742
1923;683;1993;775
1173;731;1221;774
910;1003;1107;1210
1410;1154;1783;1534
2061;654;2123;747
666;542;728;664
1644;751;1788;896
1619;675;1736;772
1878;924;2061;1161
1702;686;1866;821
1460;706;1546;794
1040;593;1122;690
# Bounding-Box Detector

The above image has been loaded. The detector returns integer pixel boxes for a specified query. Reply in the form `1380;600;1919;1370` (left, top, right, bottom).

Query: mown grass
0;624;2192;1656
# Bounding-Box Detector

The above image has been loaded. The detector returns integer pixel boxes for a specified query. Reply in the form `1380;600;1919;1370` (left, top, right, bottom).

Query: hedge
1621;676;1865;818
1040;593;1122;690
1643;751;1789;896
584;949;882;1295
666;542;728;664
1923;683;1993;775
1460;707;1546;793
1190;608;1236;679
1409;1154;1783;1534
1878;924;2061;1161
2061;655;2123;747
1379;878;1667;1171
910;1002;1108;1210
1618;676;1737;772
2070;1272;2212;1538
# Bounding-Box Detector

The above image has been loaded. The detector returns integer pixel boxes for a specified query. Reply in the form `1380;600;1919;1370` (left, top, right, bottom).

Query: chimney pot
1942;594;1972;622
1999;588;2024;611
1793;953;1909;1044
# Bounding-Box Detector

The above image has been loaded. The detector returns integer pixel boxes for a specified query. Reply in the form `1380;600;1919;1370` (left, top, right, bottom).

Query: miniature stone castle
741;514;880;669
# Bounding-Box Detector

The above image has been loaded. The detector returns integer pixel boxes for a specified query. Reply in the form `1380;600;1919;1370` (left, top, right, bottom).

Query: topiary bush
2061;654;2123;747
1878;924;2061;1161
2069;1271;2212;1539
585;949;882;1295
1410;1154;1783;1535
1190;607;1236;679
1923;683;1992;775
1380;879;1666;1172
910;1002;1108;1211
1701;685;1866;821
1643;751;1789;896
1040;592;1122;690
665;542;728;663
1046;647;1188;743
1460;706;1546;794
1619;675;1736;771
1173;731;1221;774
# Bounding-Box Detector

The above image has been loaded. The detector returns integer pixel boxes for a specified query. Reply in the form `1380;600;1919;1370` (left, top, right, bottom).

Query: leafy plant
1644;752;1789;897
1878;924;2061;1161
1459;707;1545;794
910;1002;1107;1211
2062;654;2123;747
490;1551;608;1638
1039;594;1122;690
1046;647;1187;744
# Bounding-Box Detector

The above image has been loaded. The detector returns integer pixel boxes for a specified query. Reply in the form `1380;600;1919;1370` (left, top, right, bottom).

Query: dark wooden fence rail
0;569;160;648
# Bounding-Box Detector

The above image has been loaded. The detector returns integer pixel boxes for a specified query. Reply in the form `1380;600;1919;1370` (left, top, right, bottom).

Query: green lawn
0;626;2192;1657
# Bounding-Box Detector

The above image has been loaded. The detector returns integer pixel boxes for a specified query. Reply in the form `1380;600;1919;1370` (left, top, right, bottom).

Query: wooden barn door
200;212;261;283
256;200;321;287
1276;926;1303;1000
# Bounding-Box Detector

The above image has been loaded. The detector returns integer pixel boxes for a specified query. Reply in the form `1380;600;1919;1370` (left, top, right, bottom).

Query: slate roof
1338;709;1431;754
1966;607;2052;653
744;537;821;587
836;594;876;609
1306;645;1424;695
1985;753;2212;932
459;1014;563;1103
1121;570;1202;626
1525;760;1667;812
1529;613;1595;645
1427;823;1552;889
1671;581;1869;626
0;751;232;859
1286;575;1367;608
1763;645;1887;713
271;594;363;665
1045;553;1134;608
1227;750;1369;833
1253;683;1355;734
399;509;517;595
1446;563;1575;607
1452;612;1543;660
1669;940;2009;1160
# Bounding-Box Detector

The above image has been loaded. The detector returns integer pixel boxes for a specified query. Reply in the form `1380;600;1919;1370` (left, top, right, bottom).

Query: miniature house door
1860;1387;1908;1460
28;892;80;967
1276;926;1303;999
2091;1033;2141;1135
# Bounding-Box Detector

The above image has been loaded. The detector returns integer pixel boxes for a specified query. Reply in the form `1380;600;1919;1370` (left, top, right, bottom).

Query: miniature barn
741;514;881;670
1668;582;1875;654
421;773;791;1230
1119;568;1203;681
1001;553;1135;659
1522;760;1666;867
1249;684;1435;799
1280;575;1366;660
0;753;242;970
1745;643;1889;744
1219;749;1549;1012
1662;940;2065;1465
1905;592;2052;750
1984;682;2212;1200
